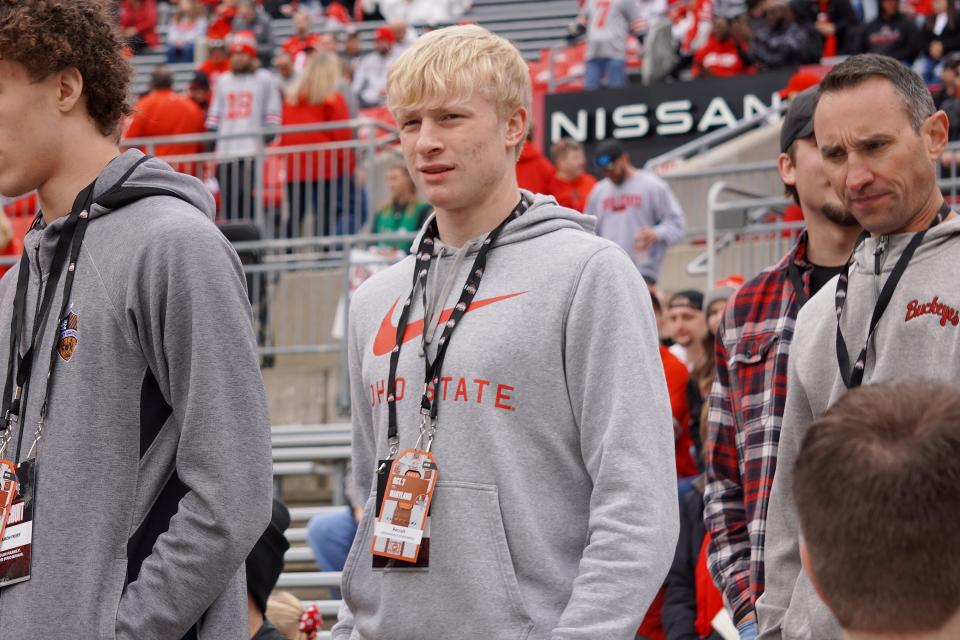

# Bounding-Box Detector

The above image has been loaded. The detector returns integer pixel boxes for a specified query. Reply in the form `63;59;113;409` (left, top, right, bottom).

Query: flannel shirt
703;231;812;624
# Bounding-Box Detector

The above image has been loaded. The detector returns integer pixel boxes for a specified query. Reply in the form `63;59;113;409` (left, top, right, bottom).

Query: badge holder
371;417;438;567
0;416;44;588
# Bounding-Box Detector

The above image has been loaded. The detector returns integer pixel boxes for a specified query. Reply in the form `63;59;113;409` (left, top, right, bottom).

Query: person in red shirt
208;0;238;41
515;131;556;195
282;10;324;61
119;0;159;54
278;50;359;237
692;14;753;78
198;40;231;89
547;139;596;212
124;67;207;175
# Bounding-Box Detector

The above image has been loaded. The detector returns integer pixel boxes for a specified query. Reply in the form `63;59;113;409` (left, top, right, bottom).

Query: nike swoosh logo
372;292;527;356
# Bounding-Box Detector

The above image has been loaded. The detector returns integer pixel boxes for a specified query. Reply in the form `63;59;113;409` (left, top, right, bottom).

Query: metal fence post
337;239;354;416
254;140;266;231
363;120;377;229
706;182;725;287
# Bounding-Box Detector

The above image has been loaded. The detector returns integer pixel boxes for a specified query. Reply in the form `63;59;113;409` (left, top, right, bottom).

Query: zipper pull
874;235;888;276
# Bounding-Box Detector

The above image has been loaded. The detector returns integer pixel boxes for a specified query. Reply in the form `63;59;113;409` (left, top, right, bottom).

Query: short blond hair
386;24;531;126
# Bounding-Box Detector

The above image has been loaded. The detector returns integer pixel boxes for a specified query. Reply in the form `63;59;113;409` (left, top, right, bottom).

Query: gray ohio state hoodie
0;151;272;639
757;216;960;640
334;193;680;640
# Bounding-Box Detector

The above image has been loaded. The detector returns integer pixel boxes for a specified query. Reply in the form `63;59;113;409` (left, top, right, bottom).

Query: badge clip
416;413;437;453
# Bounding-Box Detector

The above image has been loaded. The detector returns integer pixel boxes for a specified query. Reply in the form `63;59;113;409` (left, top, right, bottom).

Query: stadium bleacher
131;0;578;95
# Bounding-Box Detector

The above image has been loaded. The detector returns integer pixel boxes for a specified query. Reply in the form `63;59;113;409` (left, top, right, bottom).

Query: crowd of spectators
94;0;960;241
675;0;960;83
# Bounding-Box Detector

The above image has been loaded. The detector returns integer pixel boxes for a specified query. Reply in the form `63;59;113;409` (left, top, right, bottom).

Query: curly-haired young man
0;2;272;638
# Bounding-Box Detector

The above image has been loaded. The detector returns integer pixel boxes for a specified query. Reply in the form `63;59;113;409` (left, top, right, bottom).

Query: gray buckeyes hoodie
0;151;272;639
757;217;960;639
334;194;680;640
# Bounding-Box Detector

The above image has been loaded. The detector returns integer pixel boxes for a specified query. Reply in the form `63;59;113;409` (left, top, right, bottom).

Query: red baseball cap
374;26;396;43
229;30;258;58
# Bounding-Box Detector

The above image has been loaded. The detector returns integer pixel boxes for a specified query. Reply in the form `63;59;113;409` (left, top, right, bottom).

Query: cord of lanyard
0;181;96;461
383;197;528;460
835;201;951;389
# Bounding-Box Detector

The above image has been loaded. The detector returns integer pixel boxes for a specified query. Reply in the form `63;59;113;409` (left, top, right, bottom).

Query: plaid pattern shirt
703;230;812;623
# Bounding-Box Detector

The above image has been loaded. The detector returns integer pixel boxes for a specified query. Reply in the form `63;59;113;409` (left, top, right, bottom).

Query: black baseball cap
668;289;704;311
189;71;210;91
779;86;817;153
593;140;626;169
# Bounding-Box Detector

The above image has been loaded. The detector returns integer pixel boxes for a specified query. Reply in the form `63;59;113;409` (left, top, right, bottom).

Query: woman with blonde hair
278;50;361;239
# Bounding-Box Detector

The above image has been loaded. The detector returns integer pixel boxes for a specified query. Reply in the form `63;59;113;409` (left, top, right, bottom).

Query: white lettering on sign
697;96;737;132
612;104;649;139
552;109;588;142
549;92;782;144
656;100;693;136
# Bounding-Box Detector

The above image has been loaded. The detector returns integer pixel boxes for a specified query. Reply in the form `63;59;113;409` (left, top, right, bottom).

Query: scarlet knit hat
374;26;396;43
229;30;258;57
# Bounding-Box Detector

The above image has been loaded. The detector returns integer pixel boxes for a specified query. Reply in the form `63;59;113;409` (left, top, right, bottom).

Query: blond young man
334;25;678;640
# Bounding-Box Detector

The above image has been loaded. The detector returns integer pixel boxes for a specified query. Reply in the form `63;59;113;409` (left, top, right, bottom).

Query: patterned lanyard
384;197;529;456
835;202;951;389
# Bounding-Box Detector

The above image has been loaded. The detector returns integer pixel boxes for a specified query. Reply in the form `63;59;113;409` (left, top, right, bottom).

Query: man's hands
634;227;658;252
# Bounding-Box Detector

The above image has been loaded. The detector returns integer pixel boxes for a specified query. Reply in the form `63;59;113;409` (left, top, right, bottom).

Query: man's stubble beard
822;202;860;227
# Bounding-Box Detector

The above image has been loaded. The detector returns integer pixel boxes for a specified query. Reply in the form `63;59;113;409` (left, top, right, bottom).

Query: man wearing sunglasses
584;140;687;285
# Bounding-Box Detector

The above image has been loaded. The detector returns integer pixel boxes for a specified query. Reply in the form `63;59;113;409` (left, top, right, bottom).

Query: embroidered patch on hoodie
905;296;960;327
57;305;79;362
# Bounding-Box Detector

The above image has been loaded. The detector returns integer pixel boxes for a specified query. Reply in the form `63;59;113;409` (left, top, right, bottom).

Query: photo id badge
0;458;37;588
371;449;437;564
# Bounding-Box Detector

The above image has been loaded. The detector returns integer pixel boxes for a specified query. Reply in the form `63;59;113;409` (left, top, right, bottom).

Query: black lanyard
786;260;809;309
0;181;96;461
835;202;951;389
384;198;528;457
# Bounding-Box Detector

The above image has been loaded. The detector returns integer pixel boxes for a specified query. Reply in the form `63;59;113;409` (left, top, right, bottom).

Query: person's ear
777;150;797;189
504;107;528;152
54;67;84;114
924;110;949;160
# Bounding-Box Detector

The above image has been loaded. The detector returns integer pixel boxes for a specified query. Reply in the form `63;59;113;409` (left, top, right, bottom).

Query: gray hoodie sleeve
115;215;273;639
551;246;679;639
651;178;686;246
755;345;812;639
332;309;376;639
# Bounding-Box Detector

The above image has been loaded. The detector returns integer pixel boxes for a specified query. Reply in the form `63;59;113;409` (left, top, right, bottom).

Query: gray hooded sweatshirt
0;151;272;639
333;193;680;640
757;217;960;639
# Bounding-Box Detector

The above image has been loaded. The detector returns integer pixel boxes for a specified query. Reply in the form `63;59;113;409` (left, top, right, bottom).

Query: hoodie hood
411;191;596;256
25;150;216;274
87;150;216;221
37;150;215;229
852;215;960;274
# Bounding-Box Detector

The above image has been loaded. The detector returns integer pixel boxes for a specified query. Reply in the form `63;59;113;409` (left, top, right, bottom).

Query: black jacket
663;477;723;640
752;22;824;68
922;14;960;57
862;12;921;62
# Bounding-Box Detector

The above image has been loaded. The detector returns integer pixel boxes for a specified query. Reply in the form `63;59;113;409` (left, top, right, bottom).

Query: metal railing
123;118;399;241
